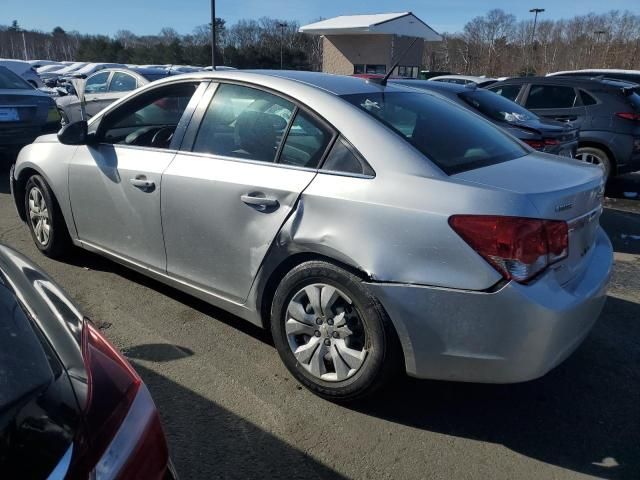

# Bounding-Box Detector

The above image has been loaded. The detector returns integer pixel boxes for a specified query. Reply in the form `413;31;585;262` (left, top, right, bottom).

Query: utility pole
210;0;216;69
278;22;287;69
529;8;545;74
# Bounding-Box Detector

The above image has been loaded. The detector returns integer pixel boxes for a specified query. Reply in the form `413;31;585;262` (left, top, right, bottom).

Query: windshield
342;91;527;174
459;90;537;123
0;67;31;90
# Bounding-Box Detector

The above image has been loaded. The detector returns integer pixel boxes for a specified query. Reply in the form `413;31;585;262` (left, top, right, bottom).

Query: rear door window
193;83;294;163
109;72;137;92
279;111;332;168
342;92;527;175
489;84;522;101
525;85;578;109
85;71;110;94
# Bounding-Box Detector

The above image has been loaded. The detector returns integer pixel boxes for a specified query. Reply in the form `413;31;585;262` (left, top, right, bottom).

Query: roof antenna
369;37;419;87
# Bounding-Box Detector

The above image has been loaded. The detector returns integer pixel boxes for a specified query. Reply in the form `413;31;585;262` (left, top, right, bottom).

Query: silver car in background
10;71;612;401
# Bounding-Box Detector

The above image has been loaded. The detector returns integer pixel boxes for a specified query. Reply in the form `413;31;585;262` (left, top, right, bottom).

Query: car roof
173;70;415;96
430;75;496;82
392;79;470;93
548;69;640;76
494;75;637;90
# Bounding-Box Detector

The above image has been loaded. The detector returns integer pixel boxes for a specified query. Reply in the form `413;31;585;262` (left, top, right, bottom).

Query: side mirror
58;121;88;145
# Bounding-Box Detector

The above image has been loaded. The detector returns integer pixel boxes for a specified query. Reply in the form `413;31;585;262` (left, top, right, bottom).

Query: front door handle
130;175;155;191
241;193;279;210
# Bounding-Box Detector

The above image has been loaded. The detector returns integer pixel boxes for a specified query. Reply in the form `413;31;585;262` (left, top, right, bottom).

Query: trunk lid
454;153;605;284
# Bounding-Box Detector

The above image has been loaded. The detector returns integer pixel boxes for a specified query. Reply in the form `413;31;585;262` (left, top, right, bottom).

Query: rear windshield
342;92;527;174
0;67;31;90
459;89;538;123
0;284;53;412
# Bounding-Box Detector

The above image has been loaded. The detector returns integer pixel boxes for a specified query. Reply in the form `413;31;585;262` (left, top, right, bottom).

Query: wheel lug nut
327;318;334;326
314;330;321;337
324;339;331;346
316;318;323;325
332;332;340;339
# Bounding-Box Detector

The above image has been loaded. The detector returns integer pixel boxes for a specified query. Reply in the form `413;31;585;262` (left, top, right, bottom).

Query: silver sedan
10;71;613;401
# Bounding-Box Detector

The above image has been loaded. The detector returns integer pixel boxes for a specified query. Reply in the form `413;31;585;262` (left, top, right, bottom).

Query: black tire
576;146;612;180
24;174;72;258
271;260;402;402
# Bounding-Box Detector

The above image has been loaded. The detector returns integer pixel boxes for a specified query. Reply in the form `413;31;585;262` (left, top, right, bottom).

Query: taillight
73;319;170;479
616;112;640;121
523;138;561;150
523;139;545;150
449;215;569;283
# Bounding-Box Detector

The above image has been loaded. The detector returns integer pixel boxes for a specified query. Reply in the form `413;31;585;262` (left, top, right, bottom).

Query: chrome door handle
241;193;279;210
130;176;155;190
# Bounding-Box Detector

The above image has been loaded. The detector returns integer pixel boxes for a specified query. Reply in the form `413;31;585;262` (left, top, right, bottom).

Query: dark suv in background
392;79;578;157
487;76;640;178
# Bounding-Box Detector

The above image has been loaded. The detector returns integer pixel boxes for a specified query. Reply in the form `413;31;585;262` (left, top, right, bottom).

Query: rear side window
342;92;527;175
279;111;332;168
0;66;31;89
193;83;294;163
322;137;374;176
489;84;521;101
580;90;598;106
109;72;137;92
525;85;577;109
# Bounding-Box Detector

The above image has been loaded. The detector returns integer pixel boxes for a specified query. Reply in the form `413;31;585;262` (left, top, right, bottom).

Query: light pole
278;22;287;70
210;0;216;69
594;30;607;67
529;8;545;73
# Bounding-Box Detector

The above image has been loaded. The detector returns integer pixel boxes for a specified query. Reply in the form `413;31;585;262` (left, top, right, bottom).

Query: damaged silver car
10;71;613;401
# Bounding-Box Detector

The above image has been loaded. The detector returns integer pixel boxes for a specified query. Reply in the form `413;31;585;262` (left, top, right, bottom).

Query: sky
2;0;639;36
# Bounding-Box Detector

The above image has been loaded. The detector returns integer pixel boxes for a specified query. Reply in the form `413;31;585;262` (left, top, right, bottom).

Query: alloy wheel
28;187;51;246
285;283;368;382
575;151;604;168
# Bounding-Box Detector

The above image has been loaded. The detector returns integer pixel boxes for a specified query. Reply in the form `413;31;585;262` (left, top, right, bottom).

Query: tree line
1;10;639;76
0;18;322;70
424;10;640;76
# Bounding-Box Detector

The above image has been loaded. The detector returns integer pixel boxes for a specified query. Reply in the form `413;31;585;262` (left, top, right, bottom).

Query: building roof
299;12;442;41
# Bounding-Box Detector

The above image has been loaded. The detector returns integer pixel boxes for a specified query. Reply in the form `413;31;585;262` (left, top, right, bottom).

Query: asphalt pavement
0;163;638;480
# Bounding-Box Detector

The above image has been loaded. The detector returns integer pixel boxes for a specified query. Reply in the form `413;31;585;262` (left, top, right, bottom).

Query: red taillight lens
616;112;640;121
449;215;568;283
523;138;561;150
74;320;170;479
523;139;545;150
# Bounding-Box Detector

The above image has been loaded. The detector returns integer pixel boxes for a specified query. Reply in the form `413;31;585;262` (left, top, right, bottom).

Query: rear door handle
241;193;279;210
130;175;155;191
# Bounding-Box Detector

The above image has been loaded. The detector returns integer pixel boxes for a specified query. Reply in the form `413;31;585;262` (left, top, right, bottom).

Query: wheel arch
256;251;372;333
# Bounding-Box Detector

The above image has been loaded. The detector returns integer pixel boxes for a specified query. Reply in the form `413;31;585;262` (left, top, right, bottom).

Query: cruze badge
555;202;574;212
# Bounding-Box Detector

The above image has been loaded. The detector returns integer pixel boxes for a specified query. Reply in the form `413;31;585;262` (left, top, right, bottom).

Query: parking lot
0;162;638;480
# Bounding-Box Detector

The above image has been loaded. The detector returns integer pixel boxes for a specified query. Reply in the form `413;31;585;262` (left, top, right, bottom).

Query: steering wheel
151;126;175;149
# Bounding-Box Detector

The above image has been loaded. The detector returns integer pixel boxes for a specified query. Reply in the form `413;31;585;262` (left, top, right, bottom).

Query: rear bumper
367;227;613;383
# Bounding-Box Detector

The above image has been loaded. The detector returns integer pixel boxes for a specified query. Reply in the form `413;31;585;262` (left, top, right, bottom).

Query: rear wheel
575;146;611;180
24;175;72;258
271;261;401;402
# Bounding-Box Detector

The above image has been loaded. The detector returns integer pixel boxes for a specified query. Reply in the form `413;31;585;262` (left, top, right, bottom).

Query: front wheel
575;146;612;180
24;175;72;258
271;261;401;402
